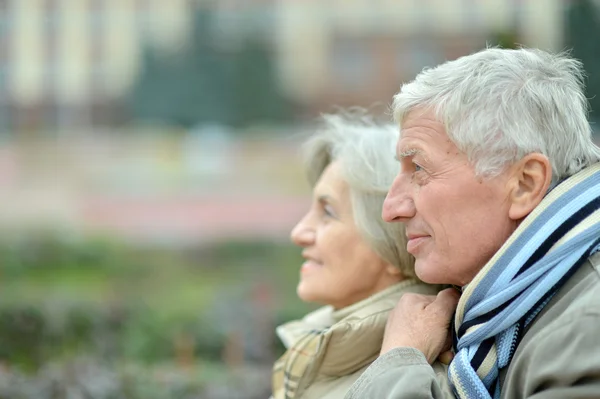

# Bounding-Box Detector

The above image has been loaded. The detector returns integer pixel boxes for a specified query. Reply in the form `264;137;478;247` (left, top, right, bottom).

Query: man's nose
382;175;415;222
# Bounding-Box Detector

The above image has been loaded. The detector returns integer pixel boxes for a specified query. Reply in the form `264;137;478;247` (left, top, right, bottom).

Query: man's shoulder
529;252;600;333
500;254;600;396
558;252;600;314
512;252;600;360
509;252;600;356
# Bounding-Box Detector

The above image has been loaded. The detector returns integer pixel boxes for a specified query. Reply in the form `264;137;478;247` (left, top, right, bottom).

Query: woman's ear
385;264;403;277
507;153;552;221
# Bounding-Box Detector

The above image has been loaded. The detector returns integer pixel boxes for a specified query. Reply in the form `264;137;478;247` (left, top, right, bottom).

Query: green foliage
0;359;213;399
0;305;46;371
206;239;299;270
566;0;600;122
488;31;520;50
120;310;180;363
0;234;127;278
0;234;309;377
129;9;293;129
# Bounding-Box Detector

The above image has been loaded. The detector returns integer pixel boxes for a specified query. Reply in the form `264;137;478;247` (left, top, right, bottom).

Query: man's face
383;108;518;286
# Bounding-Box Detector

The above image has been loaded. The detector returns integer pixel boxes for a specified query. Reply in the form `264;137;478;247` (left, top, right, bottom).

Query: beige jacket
271;280;442;399
345;252;600;398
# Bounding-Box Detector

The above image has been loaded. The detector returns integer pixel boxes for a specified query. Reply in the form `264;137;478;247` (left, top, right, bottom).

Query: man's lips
406;234;430;254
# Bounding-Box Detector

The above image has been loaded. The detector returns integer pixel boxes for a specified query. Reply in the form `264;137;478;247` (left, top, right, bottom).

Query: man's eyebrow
394;148;420;161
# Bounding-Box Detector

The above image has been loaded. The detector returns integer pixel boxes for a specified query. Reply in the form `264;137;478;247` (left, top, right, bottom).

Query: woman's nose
290;216;315;247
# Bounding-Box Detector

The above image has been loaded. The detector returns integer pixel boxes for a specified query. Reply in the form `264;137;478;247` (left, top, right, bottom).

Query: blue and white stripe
448;163;600;399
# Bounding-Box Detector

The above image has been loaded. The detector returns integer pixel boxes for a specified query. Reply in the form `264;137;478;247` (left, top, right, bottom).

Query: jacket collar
275;279;420;350
276;279;433;377
272;279;441;398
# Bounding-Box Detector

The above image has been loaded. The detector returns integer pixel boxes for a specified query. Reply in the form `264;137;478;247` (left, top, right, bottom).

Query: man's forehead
397;122;459;157
401;107;439;125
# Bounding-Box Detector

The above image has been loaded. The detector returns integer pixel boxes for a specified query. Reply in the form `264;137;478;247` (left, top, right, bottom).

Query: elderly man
346;48;600;398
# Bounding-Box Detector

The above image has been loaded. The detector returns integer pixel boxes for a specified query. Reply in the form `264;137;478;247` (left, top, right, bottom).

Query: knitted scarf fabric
448;163;600;399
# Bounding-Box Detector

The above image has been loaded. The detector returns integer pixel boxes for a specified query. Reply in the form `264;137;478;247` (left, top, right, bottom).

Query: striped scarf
448;163;600;399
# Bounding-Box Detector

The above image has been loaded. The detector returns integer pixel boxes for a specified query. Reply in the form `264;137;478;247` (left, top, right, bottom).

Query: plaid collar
272;280;426;398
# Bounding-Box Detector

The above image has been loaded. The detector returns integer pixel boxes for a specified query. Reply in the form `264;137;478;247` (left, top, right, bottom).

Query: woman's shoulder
275;305;335;349
334;280;441;323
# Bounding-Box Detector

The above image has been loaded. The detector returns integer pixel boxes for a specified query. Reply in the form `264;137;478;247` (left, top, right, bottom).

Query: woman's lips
301;260;323;273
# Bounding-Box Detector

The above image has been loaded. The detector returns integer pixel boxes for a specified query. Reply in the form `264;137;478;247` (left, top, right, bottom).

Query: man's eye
414;163;423;172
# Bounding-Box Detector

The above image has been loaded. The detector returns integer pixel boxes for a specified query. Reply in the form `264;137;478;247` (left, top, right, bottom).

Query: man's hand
381;288;460;364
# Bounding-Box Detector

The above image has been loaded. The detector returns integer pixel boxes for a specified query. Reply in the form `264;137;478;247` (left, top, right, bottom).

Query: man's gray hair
393;47;600;184
302;111;415;277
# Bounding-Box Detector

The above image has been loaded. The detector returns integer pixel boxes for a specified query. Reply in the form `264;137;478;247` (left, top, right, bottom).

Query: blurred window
0;1;10;131
399;38;443;78
0;66;7;97
213;5;276;40
331;38;374;91
135;0;153;36
89;0;106;98
91;66;108;99
0;26;7;63
43;0;59;98
0;102;9;132
43;0;60;32
461;0;483;29
0;2;9;34
41;99;59;129
90;0;105;37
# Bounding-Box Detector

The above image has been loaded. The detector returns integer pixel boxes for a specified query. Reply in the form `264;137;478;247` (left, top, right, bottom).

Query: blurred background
0;0;599;398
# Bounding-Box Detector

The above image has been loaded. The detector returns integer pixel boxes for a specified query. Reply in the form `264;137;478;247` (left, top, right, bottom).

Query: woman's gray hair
302;111;415;278
393;47;600;185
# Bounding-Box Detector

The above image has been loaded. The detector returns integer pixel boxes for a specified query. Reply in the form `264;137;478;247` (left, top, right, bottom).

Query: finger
428;288;460;318
439;350;454;365
441;330;453;352
399;293;437;307
438;287;461;303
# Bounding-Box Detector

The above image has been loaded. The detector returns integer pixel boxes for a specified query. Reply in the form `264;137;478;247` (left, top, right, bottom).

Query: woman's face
291;161;402;309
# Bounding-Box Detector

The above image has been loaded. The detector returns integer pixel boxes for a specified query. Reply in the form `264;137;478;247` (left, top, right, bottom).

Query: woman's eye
323;204;336;218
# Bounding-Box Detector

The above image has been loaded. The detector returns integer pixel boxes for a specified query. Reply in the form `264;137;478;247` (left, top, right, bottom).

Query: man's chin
415;261;446;285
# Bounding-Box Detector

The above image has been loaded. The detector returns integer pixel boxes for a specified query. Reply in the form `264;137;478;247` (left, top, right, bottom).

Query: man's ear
507;153;552;221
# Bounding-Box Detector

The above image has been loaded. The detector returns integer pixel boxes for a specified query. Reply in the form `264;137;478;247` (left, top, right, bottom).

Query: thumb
438;350;454;365
438;324;455;365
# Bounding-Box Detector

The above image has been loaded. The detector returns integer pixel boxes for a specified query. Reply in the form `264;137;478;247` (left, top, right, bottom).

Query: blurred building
0;0;599;244
275;0;567;112
0;0;193;132
0;0;582;132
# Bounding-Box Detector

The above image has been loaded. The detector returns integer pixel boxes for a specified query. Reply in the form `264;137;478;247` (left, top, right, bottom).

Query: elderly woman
271;113;444;399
